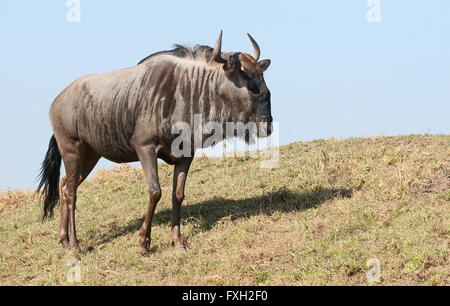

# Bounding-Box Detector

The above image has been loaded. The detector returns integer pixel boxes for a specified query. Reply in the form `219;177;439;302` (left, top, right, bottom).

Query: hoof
60;240;70;248
69;245;82;254
176;247;187;253
171;238;188;250
139;246;150;256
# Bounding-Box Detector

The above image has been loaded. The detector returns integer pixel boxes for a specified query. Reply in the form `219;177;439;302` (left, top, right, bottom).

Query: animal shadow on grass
88;187;354;250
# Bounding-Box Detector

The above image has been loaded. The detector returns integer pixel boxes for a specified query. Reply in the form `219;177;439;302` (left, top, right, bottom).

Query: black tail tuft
36;135;62;221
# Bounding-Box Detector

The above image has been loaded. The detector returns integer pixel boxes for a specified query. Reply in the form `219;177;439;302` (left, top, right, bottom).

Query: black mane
137;44;214;65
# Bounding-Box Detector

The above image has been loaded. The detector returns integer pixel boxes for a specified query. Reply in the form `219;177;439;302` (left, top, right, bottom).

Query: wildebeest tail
36;135;62;220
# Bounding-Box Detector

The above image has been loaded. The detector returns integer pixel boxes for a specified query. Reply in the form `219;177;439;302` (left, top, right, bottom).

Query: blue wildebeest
37;32;272;253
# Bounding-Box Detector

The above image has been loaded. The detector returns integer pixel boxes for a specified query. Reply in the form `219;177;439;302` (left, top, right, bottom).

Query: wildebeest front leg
171;157;193;250
136;145;161;253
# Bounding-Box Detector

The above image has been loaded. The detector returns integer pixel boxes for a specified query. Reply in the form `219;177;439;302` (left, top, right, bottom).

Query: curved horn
247;33;261;61
212;30;226;63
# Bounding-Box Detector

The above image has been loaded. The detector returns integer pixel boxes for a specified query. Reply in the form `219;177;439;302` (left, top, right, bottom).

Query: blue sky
1;1;449;190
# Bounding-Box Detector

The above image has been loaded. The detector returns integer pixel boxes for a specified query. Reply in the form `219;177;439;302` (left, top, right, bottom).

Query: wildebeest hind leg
78;147;100;186
59;139;87;251
59;176;69;247
59;147;99;249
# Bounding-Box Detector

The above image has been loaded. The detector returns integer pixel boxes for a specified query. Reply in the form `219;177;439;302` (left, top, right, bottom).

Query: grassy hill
0;135;449;285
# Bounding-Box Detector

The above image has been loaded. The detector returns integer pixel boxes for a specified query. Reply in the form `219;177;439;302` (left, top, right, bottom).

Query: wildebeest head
211;31;272;141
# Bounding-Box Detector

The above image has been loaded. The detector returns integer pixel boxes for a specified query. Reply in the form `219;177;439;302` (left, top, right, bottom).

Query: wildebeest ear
224;53;241;75
258;59;271;72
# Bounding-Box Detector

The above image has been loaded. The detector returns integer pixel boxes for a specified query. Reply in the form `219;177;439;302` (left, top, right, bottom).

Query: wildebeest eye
248;80;260;94
239;69;250;80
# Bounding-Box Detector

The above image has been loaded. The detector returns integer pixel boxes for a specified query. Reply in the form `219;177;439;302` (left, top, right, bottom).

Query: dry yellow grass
0;190;34;217
0;135;448;285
